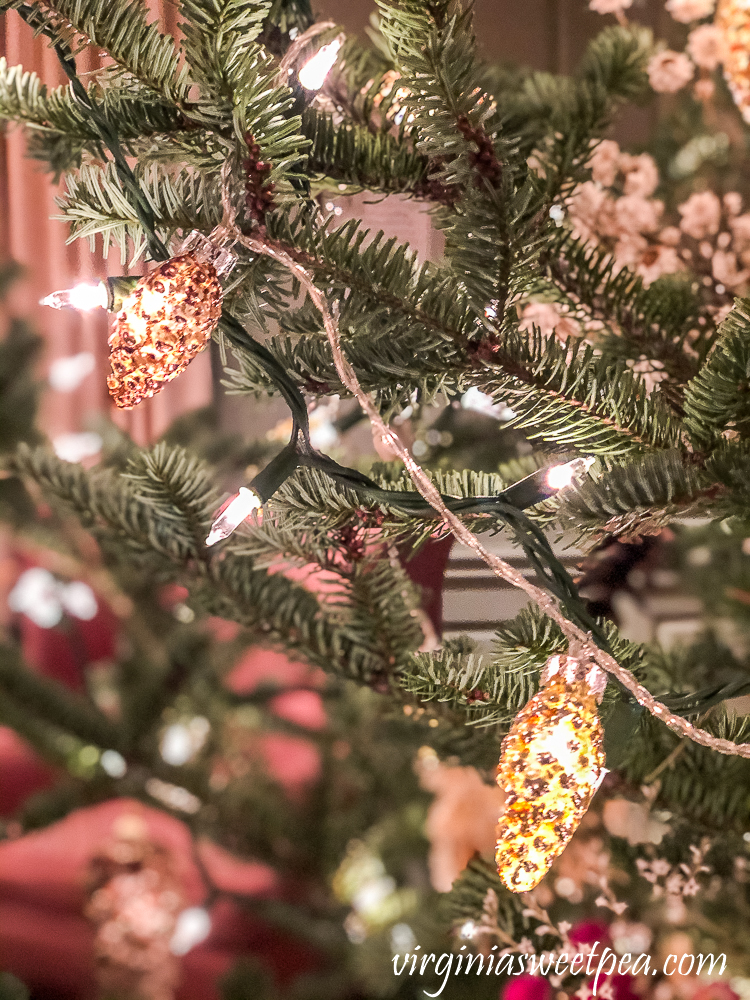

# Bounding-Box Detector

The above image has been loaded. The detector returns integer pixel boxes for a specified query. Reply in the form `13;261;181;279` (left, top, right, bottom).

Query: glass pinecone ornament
495;652;607;893
85;814;184;1000
107;253;222;409
716;0;750;124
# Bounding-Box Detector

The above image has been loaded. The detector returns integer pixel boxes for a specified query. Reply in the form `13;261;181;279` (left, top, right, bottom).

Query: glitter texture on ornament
716;0;750;123
494;652;607;893
107;254;222;409
85;815;184;1000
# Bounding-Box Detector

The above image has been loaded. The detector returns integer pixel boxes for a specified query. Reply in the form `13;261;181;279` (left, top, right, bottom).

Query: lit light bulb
8;567;64;628
60;580;98;620
161;724;193;767
351;875;396;917
160;717;209;766
170;907;212;955
41;282;108;311
205;487;262;546
100;750;127;778
298;36;343;90
545;456;595;491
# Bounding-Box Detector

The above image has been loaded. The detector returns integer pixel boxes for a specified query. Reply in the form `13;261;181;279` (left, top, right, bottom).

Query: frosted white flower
647;50;694;93
666;0;715;22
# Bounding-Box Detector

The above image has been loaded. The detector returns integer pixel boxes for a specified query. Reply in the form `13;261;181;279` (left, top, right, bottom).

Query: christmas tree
3;0;750;997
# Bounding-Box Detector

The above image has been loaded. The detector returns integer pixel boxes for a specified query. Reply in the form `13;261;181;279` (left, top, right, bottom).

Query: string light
205;487;262;546
160;717;210;766
495;652;607;893
8;568;98;628
545;456;595;491
41;281;108;311
298;36;343;90
170;907;212;955
100;750;127;778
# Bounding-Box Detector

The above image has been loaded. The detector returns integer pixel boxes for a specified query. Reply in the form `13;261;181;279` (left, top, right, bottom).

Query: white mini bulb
205;487;262;546
8;568;63;629
170;907;212;955
545;456;595;491
298;37;343;90
351;875;396;916
161;724;193;767
100;750;127;778
60;580;98;620
41;282;108;311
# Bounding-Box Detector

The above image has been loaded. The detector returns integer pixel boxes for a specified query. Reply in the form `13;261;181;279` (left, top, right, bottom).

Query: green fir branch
11;445;425;685
379;0;525;311
401;605;646;735
542;233;705;385
0;644;122;750
556;451;709;542
483;324;682;455
621;711;750;828
233;212;679;451
11;0;189;104
0;317;43;454
505;26;651;199
302;107;427;193
442;856;558;949
179;0;271;101
56;161;223;261
683;297;750;448
0;58;204;175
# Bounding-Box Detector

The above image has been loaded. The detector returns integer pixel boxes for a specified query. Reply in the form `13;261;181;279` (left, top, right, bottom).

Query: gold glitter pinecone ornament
495;652;607;893
716;0;750;124
107;254;222;409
